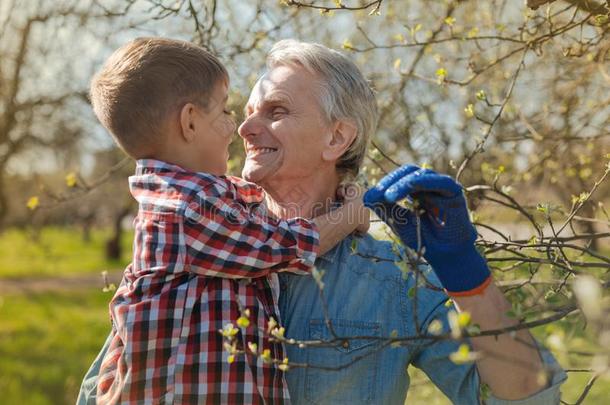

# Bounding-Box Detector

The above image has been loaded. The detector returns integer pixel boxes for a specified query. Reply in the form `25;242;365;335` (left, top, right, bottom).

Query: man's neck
261;171;340;220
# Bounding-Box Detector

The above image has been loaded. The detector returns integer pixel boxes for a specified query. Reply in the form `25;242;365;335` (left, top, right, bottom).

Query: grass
0;227;132;278
0;288;112;405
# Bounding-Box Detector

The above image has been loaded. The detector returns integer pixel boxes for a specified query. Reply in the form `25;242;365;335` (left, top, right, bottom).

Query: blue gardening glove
363;165;491;296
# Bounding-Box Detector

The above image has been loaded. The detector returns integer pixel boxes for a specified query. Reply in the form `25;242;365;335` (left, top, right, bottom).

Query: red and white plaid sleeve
182;176;319;278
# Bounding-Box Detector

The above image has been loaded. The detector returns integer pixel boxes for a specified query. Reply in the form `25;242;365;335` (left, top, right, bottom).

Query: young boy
88;37;367;404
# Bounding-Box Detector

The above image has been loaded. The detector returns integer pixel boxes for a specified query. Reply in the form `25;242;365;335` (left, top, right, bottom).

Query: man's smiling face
238;64;331;185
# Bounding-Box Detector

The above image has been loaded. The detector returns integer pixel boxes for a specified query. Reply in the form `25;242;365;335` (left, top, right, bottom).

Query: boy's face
192;81;236;174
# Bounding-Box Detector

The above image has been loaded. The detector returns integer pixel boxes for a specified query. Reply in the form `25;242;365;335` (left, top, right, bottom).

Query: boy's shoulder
129;159;229;208
176;174;264;205
129;160;265;211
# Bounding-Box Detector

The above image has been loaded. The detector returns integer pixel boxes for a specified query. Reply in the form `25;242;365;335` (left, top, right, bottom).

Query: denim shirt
77;233;566;405
277;234;566;405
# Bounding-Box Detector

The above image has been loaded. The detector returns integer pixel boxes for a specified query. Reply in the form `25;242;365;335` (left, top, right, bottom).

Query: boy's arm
313;184;369;255
183;183;367;279
183;189;320;279
230;175;368;256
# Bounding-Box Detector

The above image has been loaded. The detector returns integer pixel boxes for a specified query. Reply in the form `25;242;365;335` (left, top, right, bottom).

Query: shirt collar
135;159;188;175
317;233;402;265
317;234;356;264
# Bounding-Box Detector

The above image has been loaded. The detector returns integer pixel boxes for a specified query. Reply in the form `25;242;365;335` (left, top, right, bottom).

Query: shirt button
341;340;350;349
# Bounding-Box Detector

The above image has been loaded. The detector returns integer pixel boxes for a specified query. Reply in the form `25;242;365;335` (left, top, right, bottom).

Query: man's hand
363;165;491;296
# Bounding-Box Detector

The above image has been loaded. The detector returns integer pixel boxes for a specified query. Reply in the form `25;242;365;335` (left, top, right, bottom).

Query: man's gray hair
267;39;378;179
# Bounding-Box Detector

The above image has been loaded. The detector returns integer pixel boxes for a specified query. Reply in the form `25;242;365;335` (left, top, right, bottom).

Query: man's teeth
249;148;276;155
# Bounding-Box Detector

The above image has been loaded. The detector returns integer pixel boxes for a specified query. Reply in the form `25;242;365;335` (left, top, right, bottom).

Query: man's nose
238;113;261;139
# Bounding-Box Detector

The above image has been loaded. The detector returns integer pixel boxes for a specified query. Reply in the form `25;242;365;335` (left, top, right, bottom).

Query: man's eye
223;109;233;115
272;107;287;118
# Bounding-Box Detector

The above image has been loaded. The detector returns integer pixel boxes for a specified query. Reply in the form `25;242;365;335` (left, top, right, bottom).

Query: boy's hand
338;183;369;235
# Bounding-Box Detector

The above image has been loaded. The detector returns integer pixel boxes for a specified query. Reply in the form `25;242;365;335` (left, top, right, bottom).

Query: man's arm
411;275;566;404
364;164;565;401
453;283;545;399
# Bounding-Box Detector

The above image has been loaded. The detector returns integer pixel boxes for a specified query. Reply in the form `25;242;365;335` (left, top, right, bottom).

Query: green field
0;227;132;278
0;289;111;404
0;227;608;404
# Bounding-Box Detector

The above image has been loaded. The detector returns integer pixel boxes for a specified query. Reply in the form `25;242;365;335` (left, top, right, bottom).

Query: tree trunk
81;211;95;243
105;205;131;261
0;170;8;230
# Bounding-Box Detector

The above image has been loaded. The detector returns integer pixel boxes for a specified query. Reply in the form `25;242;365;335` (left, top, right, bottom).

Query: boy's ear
322;119;358;162
179;103;198;143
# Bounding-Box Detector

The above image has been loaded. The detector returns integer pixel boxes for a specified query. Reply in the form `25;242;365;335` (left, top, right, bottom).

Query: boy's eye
223;109;233;116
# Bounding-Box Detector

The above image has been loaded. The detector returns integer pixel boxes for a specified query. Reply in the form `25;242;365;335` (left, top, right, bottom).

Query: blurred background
0;0;608;403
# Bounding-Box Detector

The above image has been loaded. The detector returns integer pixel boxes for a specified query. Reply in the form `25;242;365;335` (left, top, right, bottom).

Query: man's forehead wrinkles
247;92;293;113
261;90;293;104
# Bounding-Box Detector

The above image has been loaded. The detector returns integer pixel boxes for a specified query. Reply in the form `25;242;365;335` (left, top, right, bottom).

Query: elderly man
79;40;565;404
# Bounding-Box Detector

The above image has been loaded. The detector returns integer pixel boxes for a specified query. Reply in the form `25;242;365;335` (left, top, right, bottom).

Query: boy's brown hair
90;37;228;158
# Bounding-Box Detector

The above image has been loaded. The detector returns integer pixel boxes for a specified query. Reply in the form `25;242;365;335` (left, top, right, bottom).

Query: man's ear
322;119;358;162
179;103;198;143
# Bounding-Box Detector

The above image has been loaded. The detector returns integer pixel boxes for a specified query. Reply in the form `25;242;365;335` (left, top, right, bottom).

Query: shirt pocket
305;319;381;405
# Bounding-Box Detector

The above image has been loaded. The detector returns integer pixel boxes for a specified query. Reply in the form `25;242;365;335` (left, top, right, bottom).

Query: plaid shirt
97;159;319;404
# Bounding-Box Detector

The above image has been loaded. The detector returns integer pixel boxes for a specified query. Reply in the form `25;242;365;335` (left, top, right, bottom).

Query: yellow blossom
267;317;278;334
261;349;272;363
427;319;443;335
65;172;77;187
237;316;250;328
219;323;239;338
393;58;401;71
457;312;471;328
278;357;290;371
271;327;285;339
436;68;447;85
248;342;258;354
464;104;475;118
27;196;39;210
449;344;478;364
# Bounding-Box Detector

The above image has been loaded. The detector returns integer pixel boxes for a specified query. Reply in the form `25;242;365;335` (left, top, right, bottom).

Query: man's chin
242;163;273;184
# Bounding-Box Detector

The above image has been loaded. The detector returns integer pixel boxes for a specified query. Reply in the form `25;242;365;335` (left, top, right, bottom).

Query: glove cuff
426;246;492;296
